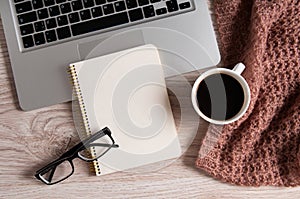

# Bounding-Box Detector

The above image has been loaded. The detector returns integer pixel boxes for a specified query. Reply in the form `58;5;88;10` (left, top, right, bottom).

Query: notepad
69;45;181;176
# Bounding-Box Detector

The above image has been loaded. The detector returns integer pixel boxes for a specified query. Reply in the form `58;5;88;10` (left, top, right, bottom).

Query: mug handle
232;62;246;75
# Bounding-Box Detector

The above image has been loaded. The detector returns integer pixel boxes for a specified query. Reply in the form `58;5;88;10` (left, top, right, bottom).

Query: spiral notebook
69;45;181;176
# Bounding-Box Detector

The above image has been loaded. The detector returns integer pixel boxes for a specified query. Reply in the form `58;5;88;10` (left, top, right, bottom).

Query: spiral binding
68;65;101;175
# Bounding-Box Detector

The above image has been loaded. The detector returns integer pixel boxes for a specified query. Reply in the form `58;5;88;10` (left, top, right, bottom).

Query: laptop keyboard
12;0;194;49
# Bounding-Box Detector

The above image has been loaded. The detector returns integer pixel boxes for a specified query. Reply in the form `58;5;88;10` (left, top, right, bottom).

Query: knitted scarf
196;0;300;186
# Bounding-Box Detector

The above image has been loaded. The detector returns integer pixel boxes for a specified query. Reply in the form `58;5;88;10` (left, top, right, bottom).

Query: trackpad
77;30;146;60
77;28;213;77
141;28;214;76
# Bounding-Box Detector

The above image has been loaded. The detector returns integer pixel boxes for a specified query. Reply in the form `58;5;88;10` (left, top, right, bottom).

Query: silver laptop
0;0;220;111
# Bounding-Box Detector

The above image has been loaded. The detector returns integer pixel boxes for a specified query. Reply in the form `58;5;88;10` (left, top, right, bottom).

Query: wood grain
0;11;300;199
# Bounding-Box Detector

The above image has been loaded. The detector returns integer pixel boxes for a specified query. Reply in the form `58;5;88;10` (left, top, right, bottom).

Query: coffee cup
191;63;251;125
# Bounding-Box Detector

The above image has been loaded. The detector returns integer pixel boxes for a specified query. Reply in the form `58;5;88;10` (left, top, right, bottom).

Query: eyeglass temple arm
60;128;107;157
87;143;119;148
85;127;112;144
58;128;111;159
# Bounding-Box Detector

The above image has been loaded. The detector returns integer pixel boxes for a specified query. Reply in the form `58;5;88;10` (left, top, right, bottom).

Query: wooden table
1;16;300;199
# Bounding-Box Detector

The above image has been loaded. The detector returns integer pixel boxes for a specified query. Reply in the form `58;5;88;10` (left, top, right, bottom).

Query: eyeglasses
34;127;119;185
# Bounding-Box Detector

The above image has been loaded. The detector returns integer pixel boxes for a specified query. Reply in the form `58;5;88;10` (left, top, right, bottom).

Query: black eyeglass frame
34;127;119;185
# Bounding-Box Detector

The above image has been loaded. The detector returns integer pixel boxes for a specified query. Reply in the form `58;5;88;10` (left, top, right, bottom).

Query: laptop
0;0;220;111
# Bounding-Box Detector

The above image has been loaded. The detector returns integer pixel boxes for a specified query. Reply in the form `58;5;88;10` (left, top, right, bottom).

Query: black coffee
196;73;244;121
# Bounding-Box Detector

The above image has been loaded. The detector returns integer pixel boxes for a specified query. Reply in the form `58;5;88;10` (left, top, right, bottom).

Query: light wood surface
0;15;300;199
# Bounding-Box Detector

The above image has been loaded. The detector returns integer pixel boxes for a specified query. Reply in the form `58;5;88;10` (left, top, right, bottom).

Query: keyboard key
126;0;137;9
22;35;34;48
18;11;37;24
45;18;57;28
45;29;57;42
179;2;191;10
37;8;49;19
95;0;106;5
71;0;83;11
56;0;66;3
166;0;178;12
91;6;103;18
143;5;155;18
34;21;46;31
46;18;57;29
71;12;129;36
15;1;32;14
80;9;91;20
49;5;60;16
114;1;126;12
32;0;44;10
129;8;143;22
83;0;95;8
57;26;71;39
68;12;80;23
14;0;25;3
150;0;160;3
60;2;72;14
57;15;68;26
103;4;114;15
34;32;46;45
156;7;166;15
138;0;149;6
20;24;34;35
44;0;55;7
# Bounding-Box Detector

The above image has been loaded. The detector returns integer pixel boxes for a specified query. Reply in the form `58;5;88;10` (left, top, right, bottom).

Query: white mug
191;63;251;125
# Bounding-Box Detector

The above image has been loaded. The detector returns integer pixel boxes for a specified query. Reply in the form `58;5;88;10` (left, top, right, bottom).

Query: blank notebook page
70;44;181;176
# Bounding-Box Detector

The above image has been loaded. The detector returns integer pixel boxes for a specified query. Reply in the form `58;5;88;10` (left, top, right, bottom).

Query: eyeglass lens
39;160;73;184
78;133;113;161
